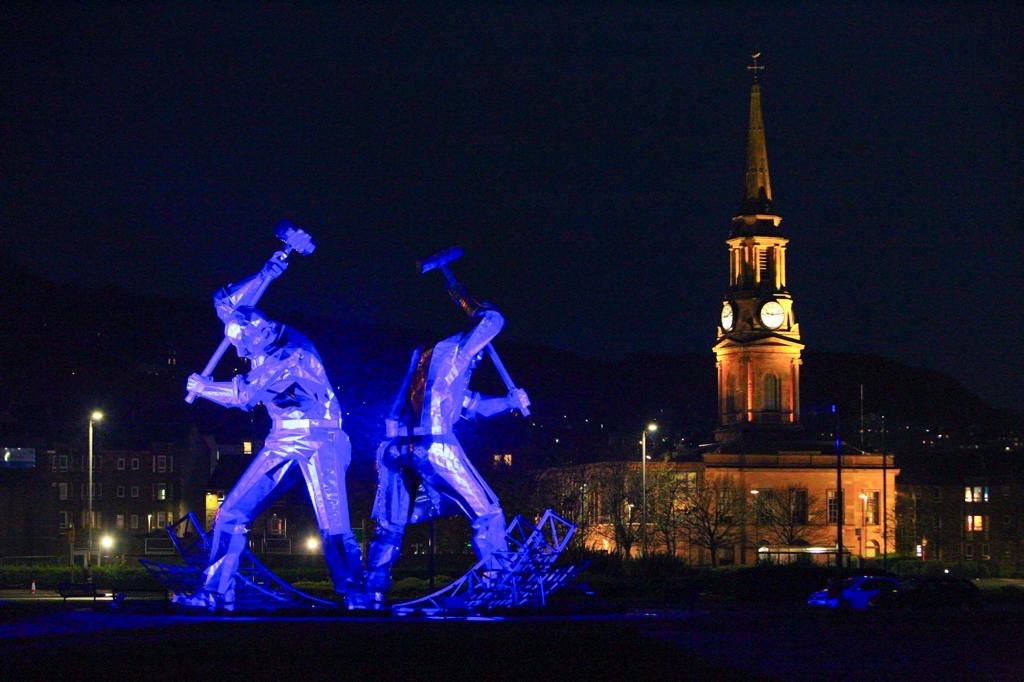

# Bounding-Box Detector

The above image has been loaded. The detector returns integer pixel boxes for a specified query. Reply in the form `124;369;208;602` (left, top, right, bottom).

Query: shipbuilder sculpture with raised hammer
181;223;362;611
363;246;530;608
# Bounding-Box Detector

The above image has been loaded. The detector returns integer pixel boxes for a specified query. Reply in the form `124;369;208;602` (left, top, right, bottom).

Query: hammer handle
486;344;531;417
185;246;294;404
437;264;530;416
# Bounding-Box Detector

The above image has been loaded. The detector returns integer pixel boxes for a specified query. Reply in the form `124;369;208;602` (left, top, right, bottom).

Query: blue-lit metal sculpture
143;513;334;610
177;223;362;611
363;247;532;608
393;509;584;615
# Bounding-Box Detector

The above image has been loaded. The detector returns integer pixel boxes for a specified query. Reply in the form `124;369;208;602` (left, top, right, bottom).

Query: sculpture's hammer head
275;220;316;256
417;245;463;274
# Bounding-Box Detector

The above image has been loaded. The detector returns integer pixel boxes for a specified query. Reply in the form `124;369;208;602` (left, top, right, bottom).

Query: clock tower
713;55;803;441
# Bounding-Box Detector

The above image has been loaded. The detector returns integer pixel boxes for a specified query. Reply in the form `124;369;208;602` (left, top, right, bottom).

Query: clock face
720;303;734;331
759;300;785;329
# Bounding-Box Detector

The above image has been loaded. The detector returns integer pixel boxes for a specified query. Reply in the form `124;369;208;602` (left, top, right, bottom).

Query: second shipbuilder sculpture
363;247;530;607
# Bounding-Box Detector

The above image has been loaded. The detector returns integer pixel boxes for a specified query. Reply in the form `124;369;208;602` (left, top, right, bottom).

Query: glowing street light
641;422;657;556
87;411;104;570
306;536;320;552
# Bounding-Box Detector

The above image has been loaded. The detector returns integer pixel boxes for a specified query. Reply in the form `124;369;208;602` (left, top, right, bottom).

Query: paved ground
2;592;1023;679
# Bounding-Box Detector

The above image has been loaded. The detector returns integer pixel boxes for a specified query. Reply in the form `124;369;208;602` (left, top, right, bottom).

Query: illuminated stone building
540;57;899;567
699;56;898;566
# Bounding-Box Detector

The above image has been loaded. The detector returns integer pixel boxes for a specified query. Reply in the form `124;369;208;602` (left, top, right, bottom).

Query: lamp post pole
640;423;657;557
834;404;843;573
87;411;103;572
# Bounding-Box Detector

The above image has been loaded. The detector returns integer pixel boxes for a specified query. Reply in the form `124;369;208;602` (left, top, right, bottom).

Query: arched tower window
763;372;780;411
725;373;737;416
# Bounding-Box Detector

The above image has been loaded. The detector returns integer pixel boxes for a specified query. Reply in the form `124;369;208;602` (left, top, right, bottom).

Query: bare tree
647;466;696;557
753;487;828;547
532;464;597;557
588;462;642;558
678;474;746;567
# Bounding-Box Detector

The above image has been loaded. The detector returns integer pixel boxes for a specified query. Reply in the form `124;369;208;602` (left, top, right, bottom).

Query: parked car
807;575;900;610
872;576;981;611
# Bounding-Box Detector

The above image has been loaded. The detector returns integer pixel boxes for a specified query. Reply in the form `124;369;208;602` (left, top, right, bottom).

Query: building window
827;489;841;524
863;491;880;525
156;511;167;528
58;454;69;471
131;457;139;470
155;483;168;501
130;514;139;530
791;489;808;525
965;515;985;532
932;487;941;503
117;485;125;498
492;453;513;469
763;373;780;411
81;483;102;499
117;457;126;470
725;374;738;415
964;486;989;503
243;441;253;455
58;482;70;500
130;485;139;498
116;514;125;529
268;514;286;536
981;543;990;559
157;455;167;473
965;544;974;559
58;511;72;529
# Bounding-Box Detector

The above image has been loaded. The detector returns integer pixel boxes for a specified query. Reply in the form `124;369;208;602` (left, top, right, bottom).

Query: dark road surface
2;596;1022;680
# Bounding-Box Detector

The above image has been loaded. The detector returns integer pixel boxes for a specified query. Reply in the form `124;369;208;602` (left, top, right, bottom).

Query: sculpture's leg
416;441;508;567
302;429;364;595
195;449;297;610
364;442;411;604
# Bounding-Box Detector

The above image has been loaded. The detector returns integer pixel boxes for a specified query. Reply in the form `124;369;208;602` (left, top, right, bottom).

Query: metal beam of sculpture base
141;513;335;611
392;509;586;616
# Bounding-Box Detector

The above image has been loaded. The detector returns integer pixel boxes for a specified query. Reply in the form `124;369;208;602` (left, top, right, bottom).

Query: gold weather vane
747;51;765;80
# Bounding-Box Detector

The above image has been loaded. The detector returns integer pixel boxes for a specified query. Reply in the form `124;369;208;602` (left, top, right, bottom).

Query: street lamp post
750;489;760;564
641;422;657;556
87;411;103;571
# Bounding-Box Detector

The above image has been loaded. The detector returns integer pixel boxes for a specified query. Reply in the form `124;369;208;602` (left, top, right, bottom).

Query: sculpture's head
224;306;281;359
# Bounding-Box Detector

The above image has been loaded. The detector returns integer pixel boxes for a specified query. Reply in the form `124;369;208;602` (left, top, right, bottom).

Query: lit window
116;514;125;529
964;486;989;503
156;483;168;501
965;515;985;532
827;490;841;524
243;441;253;455
863;491;880;525
492;453;513;469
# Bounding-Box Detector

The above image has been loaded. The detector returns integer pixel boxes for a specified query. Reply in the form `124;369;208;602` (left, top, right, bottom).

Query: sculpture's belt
385;419;449;438
273;418;344;431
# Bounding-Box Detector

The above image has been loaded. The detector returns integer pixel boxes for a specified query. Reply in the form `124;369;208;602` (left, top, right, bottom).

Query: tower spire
742;52;772;215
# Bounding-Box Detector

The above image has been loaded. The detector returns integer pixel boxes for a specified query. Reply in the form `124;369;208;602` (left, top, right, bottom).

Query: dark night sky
3;3;1022;412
